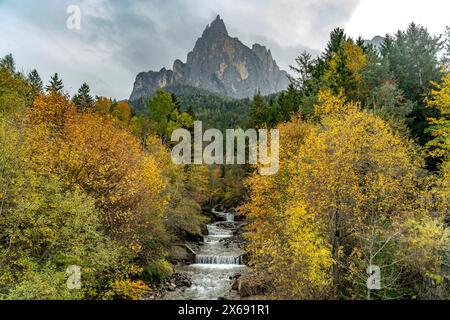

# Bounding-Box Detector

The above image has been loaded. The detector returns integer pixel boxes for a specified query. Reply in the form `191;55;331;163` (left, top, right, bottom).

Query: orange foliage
24;92;167;250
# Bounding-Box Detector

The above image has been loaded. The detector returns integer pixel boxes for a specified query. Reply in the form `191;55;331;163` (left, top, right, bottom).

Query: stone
233;274;268;298
168;245;196;264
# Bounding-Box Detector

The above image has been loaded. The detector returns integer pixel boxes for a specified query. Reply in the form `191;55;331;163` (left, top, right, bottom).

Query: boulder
233;274;268;298
168;245;195;264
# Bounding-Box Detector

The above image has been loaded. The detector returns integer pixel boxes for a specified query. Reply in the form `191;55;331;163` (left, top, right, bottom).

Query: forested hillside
130;85;253;130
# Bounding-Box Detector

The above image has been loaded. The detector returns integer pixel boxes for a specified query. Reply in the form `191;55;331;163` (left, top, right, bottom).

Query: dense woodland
0;23;449;299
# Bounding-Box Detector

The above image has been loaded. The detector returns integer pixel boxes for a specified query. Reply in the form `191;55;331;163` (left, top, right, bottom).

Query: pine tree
323;28;347;62
444;26;450;67
72;83;94;111
46;73;64;94
187;105;196;119
248;91;269;128
0;54;15;73
27;69;43;97
289;51;316;92
381;23;442;102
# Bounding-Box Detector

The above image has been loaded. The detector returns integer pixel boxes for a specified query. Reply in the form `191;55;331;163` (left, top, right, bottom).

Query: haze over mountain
130;16;289;101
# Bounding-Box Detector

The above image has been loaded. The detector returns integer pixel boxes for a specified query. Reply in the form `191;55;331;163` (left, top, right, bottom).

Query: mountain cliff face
130;15;289;101
364;36;385;51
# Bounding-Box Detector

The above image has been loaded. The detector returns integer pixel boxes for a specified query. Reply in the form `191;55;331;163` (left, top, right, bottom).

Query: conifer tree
73;83;94;111
27;69;43;97
45;73;64;94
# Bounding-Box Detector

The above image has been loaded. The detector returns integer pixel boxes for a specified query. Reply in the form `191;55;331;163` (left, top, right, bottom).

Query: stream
164;210;248;300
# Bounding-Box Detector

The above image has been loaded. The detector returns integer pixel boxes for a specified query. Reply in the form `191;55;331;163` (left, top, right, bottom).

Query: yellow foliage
313;89;357;118
24;92;168;251
425;72;450;159
241;117;332;299
242;100;431;298
323;40;367;100
105;279;150;300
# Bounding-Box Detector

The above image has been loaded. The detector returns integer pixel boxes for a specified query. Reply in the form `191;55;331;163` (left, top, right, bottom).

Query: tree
241;117;332;299
380;23;444;144
27;69;43;98
242;92;448;299
147;90;193;142
322;28;347;62
45;73;64;94
442;26;449;67
0;118;121;300
25;92;168;255
72;83;94;111
425;72;450;161
247;91;270;128
381;23;443;102
289;51;316;92
0;62;29;114
322;40;367;101
0;54;15;73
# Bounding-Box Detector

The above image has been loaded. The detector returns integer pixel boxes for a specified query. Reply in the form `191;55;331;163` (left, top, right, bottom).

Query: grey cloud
0;0;360;99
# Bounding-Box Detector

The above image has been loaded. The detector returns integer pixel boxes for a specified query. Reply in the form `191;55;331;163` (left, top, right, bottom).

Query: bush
143;260;173;285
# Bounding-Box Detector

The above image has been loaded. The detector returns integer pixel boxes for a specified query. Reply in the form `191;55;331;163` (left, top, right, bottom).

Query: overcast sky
0;0;448;99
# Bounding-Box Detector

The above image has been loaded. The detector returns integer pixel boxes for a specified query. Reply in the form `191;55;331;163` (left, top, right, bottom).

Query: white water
165;210;247;300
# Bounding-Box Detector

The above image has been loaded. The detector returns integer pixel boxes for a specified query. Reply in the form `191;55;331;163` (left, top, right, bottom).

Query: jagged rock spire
203;15;228;36
130;14;289;102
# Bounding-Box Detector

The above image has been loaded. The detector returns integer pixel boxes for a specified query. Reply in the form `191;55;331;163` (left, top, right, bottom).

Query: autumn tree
243;92;448;299
241;117;333;299
24;92;168;261
425;72;450;160
0;106;121;300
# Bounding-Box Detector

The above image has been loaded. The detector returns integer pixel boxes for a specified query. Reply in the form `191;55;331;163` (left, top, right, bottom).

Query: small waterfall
207;225;233;237
225;213;235;222
212;209;235;223
164;209;247;300
195;255;242;265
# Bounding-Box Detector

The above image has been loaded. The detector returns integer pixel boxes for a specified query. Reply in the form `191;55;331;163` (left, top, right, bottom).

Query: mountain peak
203;15;228;36
130;15;289;101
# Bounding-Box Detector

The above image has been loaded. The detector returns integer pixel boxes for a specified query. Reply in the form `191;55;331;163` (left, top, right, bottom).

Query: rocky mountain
130;15;289;101
364;36;385;51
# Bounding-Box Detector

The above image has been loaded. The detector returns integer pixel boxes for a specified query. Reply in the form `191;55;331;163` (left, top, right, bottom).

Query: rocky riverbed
162;209;250;300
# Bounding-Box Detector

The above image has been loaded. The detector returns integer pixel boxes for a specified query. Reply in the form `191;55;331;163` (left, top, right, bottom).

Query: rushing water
165;210;248;300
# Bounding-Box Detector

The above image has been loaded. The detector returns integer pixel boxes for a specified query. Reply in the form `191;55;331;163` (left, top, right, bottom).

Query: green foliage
131;85;252;130
27;69;43;99
247;91;270;128
146;90;193;142
45;73;64;94
72;83;94;111
0;54;15;74
143;260;173;284
381;23;443;102
0;71;28;115
0;119;121;299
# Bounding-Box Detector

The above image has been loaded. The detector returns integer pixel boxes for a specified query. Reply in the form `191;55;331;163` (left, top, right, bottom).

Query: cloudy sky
0;0;448;99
